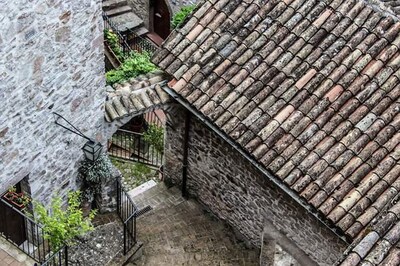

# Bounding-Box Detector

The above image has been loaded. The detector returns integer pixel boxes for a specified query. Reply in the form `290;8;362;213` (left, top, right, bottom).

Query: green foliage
79;154;113;202
79;154;113;184
111;159;156;189
171;5;196;29
143;124;164;154
104;29;125;61
34;191;96;249
106;51;158;85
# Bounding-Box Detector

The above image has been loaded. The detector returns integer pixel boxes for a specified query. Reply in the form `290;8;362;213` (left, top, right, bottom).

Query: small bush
171;5;196;29
106;51;157;85
104;29;125;61
143;124;164;154
34;191;96;249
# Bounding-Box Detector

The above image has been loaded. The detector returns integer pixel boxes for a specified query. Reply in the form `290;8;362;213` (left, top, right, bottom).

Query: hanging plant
78;154;113;202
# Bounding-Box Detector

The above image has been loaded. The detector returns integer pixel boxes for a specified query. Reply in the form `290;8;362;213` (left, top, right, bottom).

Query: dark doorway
0;184;27;246
153;0;171;40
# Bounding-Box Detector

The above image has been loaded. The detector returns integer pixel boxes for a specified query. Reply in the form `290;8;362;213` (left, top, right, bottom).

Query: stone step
133;26;149;36
102;0;128;11
105;5;132;17
108;12;143;32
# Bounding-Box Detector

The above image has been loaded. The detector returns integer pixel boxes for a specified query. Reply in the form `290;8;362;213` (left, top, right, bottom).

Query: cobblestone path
128;183;259;266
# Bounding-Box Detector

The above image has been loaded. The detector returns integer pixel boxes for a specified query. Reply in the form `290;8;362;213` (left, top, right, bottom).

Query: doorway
153;0;171;40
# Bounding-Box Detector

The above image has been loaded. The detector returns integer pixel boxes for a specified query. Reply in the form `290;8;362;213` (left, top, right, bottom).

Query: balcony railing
103;12;158;58
0;197;68;265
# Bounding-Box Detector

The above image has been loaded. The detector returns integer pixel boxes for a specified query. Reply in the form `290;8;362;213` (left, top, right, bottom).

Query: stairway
102;0;148;35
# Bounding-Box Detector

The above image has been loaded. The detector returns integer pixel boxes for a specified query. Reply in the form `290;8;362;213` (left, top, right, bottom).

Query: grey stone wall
164;105;347;266
0;0;106;205
127;0;150;28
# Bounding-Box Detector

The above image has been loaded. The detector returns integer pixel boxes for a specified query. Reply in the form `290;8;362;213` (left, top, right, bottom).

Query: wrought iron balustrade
116;178;138;255
108;112;164;168
0;197;68;265
103;12;158;59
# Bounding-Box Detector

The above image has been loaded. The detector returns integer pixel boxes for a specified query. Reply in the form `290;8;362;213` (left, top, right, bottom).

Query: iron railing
35;246;68;266
0;197;68;265
102;12;158;58
116;178;137;255
108;112;164;167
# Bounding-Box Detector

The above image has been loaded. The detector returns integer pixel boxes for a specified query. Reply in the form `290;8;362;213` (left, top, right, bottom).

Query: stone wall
127;0;150;28
164;105;347;266
0;0;106;204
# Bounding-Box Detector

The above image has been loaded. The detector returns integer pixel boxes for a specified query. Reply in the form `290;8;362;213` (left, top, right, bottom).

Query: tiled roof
153;0;400;251
105;71;171;122
339;204;400;265
369;0;400;17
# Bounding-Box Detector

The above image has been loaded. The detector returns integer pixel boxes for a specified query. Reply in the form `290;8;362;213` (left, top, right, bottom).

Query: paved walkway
0;237;35;266
128;183;259;266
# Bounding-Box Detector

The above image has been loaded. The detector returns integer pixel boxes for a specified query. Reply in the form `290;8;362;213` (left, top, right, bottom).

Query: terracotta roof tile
155;0;400;263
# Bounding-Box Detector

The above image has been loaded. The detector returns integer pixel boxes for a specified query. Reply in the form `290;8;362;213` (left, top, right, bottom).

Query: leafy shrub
34;191;96;249
143;124;164;154
78;154;113;202
171;5;196;29
106;51;157;85
104;29;125;61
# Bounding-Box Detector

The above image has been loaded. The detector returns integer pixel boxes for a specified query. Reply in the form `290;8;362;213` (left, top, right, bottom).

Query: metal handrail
102;12;158;56
36;245;68;266
0;196;68;265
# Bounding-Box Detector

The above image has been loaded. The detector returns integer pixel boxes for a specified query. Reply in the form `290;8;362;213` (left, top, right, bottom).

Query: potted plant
11;193;31;209
3;186;17;202
81;189;95;217
78;153;113;213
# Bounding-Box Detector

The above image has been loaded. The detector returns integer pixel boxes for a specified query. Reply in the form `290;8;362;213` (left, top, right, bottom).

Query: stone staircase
102;0;148;35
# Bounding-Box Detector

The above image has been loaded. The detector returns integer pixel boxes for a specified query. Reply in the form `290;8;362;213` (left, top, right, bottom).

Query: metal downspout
182;110;191;199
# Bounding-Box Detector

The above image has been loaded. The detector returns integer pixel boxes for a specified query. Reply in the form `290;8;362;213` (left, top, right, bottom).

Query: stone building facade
0;0;106;204
164;104;347;266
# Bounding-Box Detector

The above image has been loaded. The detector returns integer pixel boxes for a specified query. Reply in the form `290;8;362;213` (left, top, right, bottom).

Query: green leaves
171;5;196;29
104;29;125;61
34;191;96;249
143;124;164;154
106;51;158;85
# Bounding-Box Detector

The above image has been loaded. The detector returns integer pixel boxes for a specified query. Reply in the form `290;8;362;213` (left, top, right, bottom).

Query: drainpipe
182;110;191;199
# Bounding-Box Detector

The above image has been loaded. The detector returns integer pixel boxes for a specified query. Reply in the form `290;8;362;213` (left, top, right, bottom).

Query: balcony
0;194;68;266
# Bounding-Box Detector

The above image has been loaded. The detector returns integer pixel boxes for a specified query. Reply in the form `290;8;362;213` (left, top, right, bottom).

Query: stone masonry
164;104;348;266
0;0;106;204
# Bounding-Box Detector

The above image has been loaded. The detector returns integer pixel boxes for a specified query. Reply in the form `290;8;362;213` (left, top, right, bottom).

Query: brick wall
0;0;106;204
164;105;347;266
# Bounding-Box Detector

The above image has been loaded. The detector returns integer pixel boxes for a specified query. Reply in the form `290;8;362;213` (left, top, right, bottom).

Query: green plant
171;5;196;29
34;191;96;249
104;29;125;61
79;153;113;202
106;51;158;85
111;159;156;189
8;186;16;193
143;124;164;154
79;154;113;184
13;193;31;206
